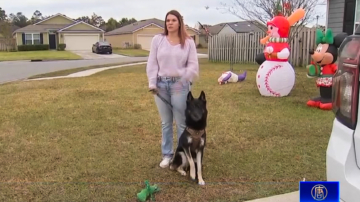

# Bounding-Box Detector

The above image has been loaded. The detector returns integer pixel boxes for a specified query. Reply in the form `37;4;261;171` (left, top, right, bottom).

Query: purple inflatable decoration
217;71;247;85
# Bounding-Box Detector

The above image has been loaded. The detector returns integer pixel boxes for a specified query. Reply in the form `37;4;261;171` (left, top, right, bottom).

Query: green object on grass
137;180;160;202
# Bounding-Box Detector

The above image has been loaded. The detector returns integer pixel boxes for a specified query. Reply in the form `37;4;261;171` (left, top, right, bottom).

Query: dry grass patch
0;58;334;201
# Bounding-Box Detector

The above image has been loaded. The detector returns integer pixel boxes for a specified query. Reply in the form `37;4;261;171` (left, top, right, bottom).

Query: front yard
0;50;82;61
112;48;149;57
0;59;333;201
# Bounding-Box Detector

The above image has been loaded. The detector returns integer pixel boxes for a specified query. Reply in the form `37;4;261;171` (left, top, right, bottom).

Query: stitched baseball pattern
264;65;282;96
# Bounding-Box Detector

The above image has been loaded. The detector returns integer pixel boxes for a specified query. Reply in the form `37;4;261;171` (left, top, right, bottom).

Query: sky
2;0;327;27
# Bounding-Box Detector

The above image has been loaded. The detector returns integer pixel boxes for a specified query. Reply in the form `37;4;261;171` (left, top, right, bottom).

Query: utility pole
316;15;319;28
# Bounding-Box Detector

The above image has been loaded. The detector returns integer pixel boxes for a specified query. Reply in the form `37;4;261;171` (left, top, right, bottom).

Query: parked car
92;41;112;54
327;28;360;202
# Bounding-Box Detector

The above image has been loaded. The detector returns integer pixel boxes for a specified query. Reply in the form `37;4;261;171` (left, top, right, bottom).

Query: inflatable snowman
255;8;305;97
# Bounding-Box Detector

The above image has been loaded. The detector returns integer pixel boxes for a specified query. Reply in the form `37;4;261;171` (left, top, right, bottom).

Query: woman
146;10;199;168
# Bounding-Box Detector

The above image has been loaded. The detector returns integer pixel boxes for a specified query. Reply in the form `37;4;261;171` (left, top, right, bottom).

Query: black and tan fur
169;91;207;185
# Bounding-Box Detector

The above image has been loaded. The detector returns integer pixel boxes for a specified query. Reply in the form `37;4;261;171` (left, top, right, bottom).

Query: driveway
70;51;127;59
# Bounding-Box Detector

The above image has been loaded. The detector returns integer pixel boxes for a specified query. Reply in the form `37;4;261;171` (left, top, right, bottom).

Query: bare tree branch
217;0;326;42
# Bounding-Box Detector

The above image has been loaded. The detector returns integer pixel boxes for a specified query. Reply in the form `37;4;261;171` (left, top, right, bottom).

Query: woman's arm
146;35;161;89
182;38;199;83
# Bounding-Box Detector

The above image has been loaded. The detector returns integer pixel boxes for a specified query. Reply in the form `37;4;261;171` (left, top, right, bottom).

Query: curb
244;191;299;202
25;61;148;81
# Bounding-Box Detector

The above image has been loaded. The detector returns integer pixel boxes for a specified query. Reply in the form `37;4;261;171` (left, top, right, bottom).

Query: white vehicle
327;32;360;202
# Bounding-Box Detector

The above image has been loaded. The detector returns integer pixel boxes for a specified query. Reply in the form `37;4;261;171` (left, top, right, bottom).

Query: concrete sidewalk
245;191;299;202
26;62;148;81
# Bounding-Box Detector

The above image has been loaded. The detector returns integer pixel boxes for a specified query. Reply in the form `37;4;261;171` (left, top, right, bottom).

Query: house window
25;33;41;45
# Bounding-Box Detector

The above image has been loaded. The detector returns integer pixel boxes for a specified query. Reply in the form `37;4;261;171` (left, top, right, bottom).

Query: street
0;57;148;84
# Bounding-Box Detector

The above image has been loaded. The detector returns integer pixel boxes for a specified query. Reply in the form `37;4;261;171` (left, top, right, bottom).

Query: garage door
63;34;99;51
137;35;155;51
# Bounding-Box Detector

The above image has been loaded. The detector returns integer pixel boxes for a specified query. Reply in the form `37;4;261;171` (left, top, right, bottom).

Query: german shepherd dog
169;91;207;185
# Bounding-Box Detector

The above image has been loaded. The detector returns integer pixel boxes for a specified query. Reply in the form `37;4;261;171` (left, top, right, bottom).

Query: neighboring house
196;20;265;48
12;13;105;51
206;21;265;35
326;0;358;35
104;18;200;50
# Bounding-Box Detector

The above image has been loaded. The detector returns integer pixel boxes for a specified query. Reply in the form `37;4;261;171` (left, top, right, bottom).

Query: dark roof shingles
14;24;70;33
105;18;165;35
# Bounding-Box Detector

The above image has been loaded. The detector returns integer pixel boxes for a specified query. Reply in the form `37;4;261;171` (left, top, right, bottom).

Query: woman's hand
149;88;158;95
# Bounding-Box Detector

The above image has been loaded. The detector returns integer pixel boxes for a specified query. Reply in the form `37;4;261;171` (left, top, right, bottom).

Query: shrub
133;44;142;49
57;44;66;51
17;45;49;51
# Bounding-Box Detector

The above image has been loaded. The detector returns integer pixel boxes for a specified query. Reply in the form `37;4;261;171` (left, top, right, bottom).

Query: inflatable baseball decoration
217;71;247;85
255;8;305;97
306;29;348;110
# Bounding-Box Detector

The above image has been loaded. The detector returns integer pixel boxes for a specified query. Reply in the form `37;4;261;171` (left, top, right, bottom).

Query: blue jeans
154;77;191;158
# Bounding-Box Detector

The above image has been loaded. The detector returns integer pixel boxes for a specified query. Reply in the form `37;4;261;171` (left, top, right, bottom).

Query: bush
196;43;203;48
57;44;66;51
18;45;49;51
133;44;141;49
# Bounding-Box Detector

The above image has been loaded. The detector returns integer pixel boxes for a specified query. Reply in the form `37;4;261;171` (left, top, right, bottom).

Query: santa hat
267;15;290;38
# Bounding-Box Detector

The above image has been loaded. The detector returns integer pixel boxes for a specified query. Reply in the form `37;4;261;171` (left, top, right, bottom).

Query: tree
0;7;7;22
75;16;91;24
217;0;325;42
30;10;44;24
90;13;105;27
8;12;30;28
105;17;120;32
118;17;137;27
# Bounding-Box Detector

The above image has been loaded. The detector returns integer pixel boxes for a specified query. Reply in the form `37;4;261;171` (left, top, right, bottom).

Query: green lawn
0;58;333;201
0;50;82;61
112;48;149;57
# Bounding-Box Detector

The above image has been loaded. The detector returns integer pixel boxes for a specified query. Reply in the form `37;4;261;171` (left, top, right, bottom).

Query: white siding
327;0;345;35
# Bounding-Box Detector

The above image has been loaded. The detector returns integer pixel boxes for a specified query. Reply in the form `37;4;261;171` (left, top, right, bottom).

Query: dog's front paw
180;170;186;176
198;180;205;185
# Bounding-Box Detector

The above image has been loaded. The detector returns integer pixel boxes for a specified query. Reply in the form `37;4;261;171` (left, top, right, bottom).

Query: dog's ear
199;91;206;101
187;91;194;102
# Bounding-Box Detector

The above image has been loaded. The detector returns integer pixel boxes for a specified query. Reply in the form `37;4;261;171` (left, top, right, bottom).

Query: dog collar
186;127;205;139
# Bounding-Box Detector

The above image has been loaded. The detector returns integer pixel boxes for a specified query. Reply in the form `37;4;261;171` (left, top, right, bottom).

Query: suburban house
326;0;359;35
196;20;265;48
104;18;200;50
12;13;105;51
205;21;265;36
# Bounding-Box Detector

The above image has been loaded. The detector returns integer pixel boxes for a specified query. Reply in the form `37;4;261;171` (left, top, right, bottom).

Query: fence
208;29;317;67
0;38;17;51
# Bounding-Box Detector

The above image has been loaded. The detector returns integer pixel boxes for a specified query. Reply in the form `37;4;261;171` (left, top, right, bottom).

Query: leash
150;90;174;109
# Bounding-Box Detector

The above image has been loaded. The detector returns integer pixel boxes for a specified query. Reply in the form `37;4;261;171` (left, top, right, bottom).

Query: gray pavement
70;51;127;59
245;191;299;202
0;57;148;84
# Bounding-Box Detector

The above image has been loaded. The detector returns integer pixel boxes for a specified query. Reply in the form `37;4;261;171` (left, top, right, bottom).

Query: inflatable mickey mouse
306;29;348;110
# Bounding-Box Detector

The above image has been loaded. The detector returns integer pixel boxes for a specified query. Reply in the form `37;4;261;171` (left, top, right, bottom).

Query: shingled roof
207;21;266;35
105;18;200;36
105;18;165;36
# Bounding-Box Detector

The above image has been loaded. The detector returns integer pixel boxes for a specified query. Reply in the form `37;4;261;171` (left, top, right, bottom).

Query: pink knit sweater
146;34;199;89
